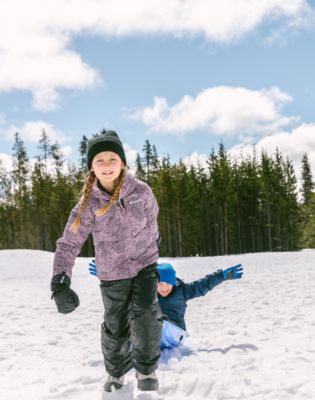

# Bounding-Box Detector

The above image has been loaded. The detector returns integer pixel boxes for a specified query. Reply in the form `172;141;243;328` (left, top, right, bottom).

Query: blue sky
1;0;315;177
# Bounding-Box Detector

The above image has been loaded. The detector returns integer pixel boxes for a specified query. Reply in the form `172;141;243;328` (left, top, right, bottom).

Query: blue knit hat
157;263;176;286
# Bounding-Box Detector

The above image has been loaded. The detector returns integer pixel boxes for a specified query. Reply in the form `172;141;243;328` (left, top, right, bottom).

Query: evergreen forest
0;130;314;257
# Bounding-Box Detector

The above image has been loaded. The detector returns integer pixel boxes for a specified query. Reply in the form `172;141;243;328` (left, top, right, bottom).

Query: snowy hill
1;249;315;400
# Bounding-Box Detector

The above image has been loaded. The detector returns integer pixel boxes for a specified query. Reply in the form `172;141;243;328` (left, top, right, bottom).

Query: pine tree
135;153;146;181
31;158;47;249
154;155;173;256
79;135;89;170
186;164;205;256
11;132;30;247
152;145;159;170
283;158;299;250
142;139;153;178
259;151;274;251
273;148;286;250
207;148;219;255
38;129;50;176
232;151;261;253
50;141;64;177
0;159;11;204
301;153;314;206
299;154;315;249
208;144;234;255
299;192;315;248
195;163;211;256
0;160;13;248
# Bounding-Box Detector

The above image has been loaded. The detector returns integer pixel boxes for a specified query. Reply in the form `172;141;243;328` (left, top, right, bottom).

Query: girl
50;130;162;392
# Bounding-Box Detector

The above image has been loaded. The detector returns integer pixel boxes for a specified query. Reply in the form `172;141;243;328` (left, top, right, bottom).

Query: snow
1;249;315;400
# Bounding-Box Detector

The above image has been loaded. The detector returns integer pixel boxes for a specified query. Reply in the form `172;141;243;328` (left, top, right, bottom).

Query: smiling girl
50;130;162;392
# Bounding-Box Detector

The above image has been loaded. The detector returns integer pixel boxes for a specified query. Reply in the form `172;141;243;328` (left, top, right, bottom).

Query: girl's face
157;282;173;297
92;151;124;191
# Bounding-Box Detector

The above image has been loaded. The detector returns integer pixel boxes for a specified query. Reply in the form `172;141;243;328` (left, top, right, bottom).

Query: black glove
51;272;80;314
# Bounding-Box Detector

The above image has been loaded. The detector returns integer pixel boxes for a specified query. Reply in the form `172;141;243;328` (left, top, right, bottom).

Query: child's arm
182;270;224;301
183;264;243;301
52;202;94;279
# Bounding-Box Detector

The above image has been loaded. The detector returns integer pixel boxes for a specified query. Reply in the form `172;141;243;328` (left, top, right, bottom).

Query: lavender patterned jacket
53;172;159;281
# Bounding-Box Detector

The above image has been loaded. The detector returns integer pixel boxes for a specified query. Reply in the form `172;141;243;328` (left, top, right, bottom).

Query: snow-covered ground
1;249;315;400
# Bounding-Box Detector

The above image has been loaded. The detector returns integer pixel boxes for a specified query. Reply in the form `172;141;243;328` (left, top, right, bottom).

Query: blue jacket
157;270;224;330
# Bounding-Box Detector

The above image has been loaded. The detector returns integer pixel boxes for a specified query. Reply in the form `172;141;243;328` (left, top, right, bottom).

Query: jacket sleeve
144;185;160;242
52;201;94;279
182;270;224;301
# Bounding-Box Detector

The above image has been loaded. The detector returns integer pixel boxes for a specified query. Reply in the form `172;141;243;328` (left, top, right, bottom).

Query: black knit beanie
86;131;126;170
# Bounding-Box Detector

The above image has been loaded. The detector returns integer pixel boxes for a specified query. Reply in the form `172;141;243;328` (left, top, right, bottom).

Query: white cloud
0;153;13;171
228;123;315;181
28;157;70;176
182;151;209;170
61;146;73;157
31;87;60;113
0;0;312;110
89;0;312;40
3;121;67;145
130;86;298;136
123;142;138;174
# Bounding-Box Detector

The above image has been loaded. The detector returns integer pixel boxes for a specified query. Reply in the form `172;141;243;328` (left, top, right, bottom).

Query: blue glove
222;264;243;280
89;259;97;276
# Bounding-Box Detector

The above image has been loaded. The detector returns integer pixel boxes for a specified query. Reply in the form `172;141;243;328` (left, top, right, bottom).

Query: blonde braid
70;170;96;233
95;168;126;217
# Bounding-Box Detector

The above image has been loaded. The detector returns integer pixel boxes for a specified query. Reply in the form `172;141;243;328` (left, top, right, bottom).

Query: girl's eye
95;158;118;163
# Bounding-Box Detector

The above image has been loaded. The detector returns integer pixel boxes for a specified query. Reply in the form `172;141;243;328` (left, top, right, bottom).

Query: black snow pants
100;263;162;378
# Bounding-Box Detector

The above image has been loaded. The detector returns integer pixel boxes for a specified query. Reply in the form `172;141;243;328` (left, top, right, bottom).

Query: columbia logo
129;199;143;204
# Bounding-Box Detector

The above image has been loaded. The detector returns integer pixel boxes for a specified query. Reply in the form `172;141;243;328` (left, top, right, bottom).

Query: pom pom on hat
157;263;176;286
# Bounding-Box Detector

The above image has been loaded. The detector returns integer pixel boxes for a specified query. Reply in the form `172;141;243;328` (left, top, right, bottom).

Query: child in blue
89;260;243;350
156;263;243;349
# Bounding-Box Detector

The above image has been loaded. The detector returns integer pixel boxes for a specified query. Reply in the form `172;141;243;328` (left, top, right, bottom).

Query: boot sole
137;378;159;391
104;382;123;392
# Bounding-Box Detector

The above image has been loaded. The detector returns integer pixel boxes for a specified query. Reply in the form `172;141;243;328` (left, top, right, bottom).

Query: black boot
136;371;159;391
104;374;124;392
